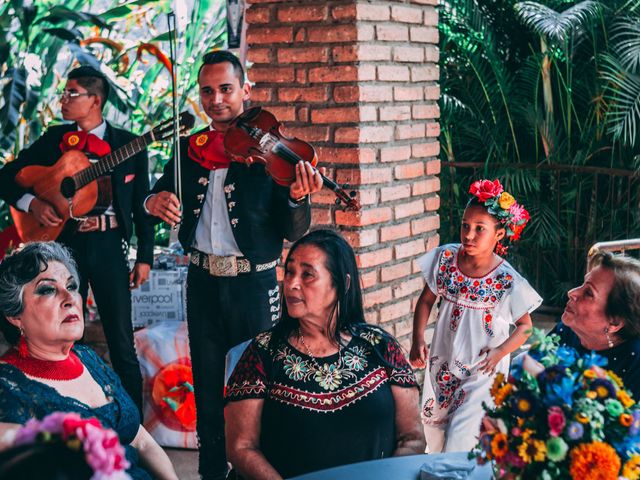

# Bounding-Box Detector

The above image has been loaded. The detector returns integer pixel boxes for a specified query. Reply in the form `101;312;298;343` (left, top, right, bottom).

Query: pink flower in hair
509;203;529;225
469;179;504;202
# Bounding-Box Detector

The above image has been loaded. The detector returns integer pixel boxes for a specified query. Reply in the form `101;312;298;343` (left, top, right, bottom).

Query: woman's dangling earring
17;327;29;358
604;327;614;349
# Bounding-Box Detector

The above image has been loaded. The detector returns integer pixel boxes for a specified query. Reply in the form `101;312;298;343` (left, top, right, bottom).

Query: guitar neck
74;132;154;188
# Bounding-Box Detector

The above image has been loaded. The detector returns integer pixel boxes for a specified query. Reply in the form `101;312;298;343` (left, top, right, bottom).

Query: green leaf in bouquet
520;370;541;394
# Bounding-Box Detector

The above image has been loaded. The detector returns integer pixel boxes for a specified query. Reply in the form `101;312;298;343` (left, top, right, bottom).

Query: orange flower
67;134;80;146
620;413;633;427
195;134;208;147
490;432;508;459
569;442;621;480
584;369;597;379
618;389;635;408
576;412;590;424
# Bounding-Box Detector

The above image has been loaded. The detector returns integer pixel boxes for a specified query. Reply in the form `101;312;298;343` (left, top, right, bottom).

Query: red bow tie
188;130;231;170
60;130;111;157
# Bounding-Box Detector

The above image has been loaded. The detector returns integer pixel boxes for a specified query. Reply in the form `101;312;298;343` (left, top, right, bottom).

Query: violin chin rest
239;106;262;122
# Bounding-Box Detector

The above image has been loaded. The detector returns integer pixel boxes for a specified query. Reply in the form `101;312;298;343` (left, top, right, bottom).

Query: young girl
410;179;542;453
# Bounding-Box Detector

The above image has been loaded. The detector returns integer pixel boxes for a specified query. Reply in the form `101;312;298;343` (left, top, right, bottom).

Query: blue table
290;452;492;480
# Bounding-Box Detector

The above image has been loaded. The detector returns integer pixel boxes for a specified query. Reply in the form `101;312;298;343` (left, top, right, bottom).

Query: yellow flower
608;370;624;387
623;454;640;480
67;134;80;146
618;389;635;408
569;442;621;480
584;369;597;379
518;438;546;463
498;192;516;209
586;391;598;400
494;384;513;407
490;373;505;397
195;134;208;147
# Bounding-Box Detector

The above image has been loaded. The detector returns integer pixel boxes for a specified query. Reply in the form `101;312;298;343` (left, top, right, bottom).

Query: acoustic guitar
10;112;195;242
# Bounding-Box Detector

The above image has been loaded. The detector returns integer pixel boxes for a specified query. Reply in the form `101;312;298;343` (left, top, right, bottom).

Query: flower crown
13;412;130;480
469;179;530;243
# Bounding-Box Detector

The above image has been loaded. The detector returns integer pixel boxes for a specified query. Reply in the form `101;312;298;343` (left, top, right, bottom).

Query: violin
223;107;360;211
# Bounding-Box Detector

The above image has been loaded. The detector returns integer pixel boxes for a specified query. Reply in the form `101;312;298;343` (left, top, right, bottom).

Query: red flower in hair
469;179;504;202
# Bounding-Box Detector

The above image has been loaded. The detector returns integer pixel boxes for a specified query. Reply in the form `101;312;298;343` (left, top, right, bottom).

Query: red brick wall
245;0;440;349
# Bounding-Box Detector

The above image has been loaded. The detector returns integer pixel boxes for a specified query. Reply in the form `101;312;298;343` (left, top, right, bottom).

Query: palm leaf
514;1;601;43
600;53;640;146
610;16;640;73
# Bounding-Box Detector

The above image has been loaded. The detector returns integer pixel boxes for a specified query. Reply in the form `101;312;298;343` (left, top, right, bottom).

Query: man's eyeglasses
60;91;95;101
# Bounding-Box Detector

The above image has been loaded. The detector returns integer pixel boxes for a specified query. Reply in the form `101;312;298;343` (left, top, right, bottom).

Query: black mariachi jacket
150;132;311;264
0;122;154;265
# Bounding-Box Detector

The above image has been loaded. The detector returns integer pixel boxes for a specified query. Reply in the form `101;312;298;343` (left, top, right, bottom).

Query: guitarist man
0;66;153;414
145;50;323;480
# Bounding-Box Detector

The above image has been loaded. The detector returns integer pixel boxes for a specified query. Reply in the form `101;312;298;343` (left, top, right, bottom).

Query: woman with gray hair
552;250;640;399
0;242;178;480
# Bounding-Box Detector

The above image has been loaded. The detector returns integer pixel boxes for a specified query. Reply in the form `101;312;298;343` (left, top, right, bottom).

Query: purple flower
631;410;640;437
567;421;584;440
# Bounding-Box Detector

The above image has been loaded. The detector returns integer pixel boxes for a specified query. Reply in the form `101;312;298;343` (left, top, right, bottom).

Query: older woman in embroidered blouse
0;242;177;480
225;229;425;479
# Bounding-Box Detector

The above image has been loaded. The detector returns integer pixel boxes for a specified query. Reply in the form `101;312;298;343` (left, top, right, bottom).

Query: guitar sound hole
60;177;76;199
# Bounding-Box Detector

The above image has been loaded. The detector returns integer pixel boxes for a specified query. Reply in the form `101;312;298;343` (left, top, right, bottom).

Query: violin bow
167;12;183;209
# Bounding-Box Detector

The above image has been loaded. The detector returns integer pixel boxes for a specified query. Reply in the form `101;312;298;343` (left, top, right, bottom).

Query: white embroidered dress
418;243;542;452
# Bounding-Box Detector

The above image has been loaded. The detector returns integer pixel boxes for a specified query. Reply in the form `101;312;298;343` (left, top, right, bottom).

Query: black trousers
64;229;143;414
186;263;279;480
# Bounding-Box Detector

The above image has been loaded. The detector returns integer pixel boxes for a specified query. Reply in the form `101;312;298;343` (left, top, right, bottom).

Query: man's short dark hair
67;66;110;110
198;50;245;85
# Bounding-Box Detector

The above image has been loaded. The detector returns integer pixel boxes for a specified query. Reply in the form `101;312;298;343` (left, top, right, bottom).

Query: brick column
245;0;440;348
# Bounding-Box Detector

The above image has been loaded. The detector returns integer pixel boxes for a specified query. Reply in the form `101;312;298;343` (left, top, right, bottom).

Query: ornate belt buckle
209;255;238;277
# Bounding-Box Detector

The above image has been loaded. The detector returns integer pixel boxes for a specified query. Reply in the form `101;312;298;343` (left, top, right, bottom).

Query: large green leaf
0;67;27;151
514;1;601;43
44;27;83;43
36;6;109;30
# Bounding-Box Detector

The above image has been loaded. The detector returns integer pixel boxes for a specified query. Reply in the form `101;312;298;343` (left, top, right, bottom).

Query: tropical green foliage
439;0;640;305
0;0;227;240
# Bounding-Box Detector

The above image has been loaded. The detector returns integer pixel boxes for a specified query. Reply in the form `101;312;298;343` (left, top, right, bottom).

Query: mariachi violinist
144;50;323;480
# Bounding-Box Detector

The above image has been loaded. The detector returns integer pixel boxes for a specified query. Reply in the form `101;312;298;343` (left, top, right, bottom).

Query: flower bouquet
13;411;130;480
471;329;640;480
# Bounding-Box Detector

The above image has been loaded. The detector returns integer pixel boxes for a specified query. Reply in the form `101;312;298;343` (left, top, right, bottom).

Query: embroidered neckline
455;245;505;279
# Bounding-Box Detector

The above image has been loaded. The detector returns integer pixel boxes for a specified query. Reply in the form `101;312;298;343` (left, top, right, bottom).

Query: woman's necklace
0;338;84;380
297;329;342;371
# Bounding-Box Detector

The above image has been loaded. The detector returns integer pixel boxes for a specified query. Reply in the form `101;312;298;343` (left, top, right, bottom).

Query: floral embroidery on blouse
436;248;513;309
225;326;418;412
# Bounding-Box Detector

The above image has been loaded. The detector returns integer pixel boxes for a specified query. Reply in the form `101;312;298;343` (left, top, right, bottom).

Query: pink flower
503;450;526;468
548;406;566;436
509;203;530;225
469;179;503;202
